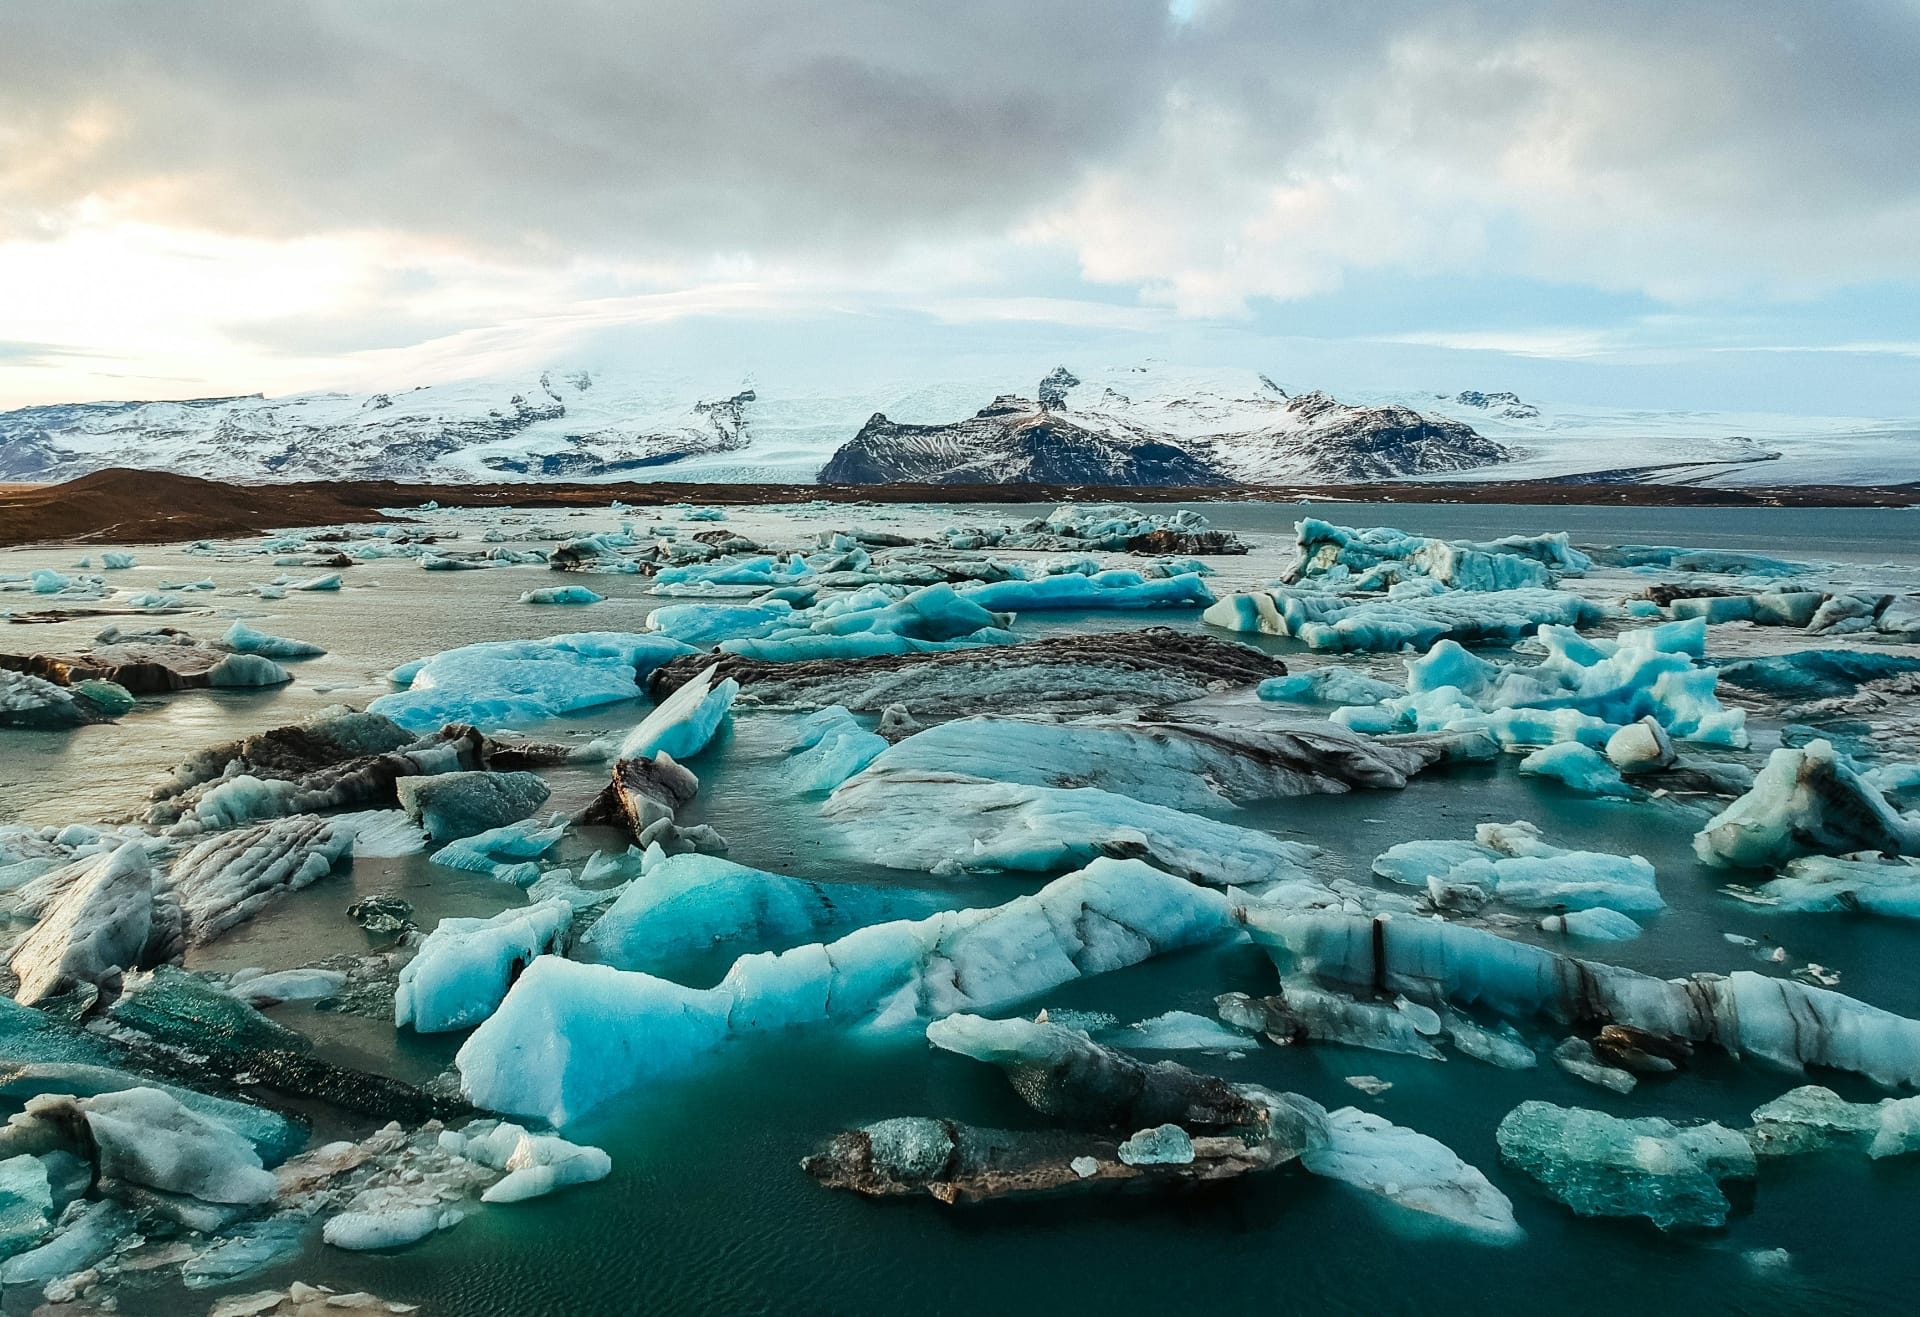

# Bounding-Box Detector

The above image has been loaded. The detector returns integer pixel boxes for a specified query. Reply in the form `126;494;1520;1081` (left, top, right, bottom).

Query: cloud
1;1;1918;408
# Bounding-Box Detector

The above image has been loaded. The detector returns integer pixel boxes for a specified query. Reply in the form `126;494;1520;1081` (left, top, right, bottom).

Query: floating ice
172;815;353;943
442;1121;613;1203
398;770;551;842
1540;908;1644;940
222;622;326;658
458;858;1237;1125
395;899;573;1032
577;854;928;971
370;632;696;733
849;715;1454;812
647;600;795;646
616;663;737;761
1695;741;1919;869
1287;519;1588;592
1112;1010;1254;1052
1747;854;1920;918
520;585;605;605
1258;670;1406;705
1205;585;1608;652
1303;1107;1523;1244
1243;908;1920;1088
781;708;888;793
1117;1124;1194;1166
1372;821;1663;915
427;817;568;885
1520;742;1635;798
10;841;181;1005
1747;1084;1920;1159
959;569;1214;612
824;771;1317;887
1496;1100;1756;1230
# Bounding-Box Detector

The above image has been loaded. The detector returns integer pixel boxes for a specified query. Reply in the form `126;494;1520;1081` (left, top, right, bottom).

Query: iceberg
10;842;182;1005
397;769;552;842
458;858;1237;1125
647;600;795;646
369;632;696;733
577;853;929;971
1495;1100;1756;1230
427;817;568;885
1242;908;1920;1087
1111;1010;1255;1052
849;715;1459;813
29;1087;277;1205
1540;908;1644;940
1695;740;1919;869
823;771;1318;887
519;585;605;605
958;569;1214;612
222;621;326;658
1747;854;1920;918
1258;670;1406;705
1371;821;1662;914
441;1121;612;1203
616;663;737;762
172;815;354;943
395;899;573;1032
1747;1085;1920;1159
1204;585;1608;652
1519;742;1635;798
1302;1107;1522;1244
1285;519;1589;592
781;708;888;793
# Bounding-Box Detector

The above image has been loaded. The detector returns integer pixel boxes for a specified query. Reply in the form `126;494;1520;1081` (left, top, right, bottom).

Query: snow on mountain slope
0;358;1911;486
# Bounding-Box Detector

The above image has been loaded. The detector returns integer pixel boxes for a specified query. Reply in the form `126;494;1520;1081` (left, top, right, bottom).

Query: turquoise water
4;500;1920;1315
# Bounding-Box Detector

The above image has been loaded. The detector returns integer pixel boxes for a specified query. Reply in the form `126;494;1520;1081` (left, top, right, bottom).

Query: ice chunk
397;770;552;842
1604;717;1677;774
395;898;573;1032
428;817;567;885
578;854;925;971
1257;670;1406;705
1495;1100;1756;1230
851;714;1450;812
1695;740;1918;869
1748;854;1920;918
616;663;737;762
782;708;887;793
100;551;136;570
1218;988;1443;1060
0;1154;52;1261
1540;908;1644;940
1112;1010;1254;1052
1520;742;1635;798
37;1086;277;1203
222;622;325;658
1302;1108;1521;1243
329;809;428;858
172;816;353;943
0;1199;133;1286
960;570;1213;612
1117;1124;1195;1165
10;841;182;1005
519;586;605;605
459;859;1236;1125
647;600;794;646
206;652;294;687
370;632;696;733
1745;1084;1920;1159
1245;907;1920;1088
824;772;1317;887
453;1124;612;1204
228;967;348;1005
1372;821;1663;915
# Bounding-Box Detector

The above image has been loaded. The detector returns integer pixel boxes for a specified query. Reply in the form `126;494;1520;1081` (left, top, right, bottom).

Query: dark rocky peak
1037;366;1081;409
976;395;1042;420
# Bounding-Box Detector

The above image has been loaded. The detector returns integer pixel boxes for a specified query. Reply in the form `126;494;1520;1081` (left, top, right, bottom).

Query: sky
2;0;1918;415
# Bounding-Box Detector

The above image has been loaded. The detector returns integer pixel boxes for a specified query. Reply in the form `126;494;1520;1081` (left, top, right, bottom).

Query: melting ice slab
457;858;1238;1126
369;632;695;733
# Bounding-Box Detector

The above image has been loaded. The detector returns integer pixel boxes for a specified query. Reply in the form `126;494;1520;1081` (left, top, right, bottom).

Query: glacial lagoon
4;498;1920;1315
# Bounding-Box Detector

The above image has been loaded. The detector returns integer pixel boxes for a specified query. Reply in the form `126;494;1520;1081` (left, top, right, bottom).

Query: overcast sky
3;0;1918;412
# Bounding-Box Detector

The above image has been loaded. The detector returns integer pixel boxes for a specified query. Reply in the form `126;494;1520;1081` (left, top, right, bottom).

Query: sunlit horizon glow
1;1;1916;414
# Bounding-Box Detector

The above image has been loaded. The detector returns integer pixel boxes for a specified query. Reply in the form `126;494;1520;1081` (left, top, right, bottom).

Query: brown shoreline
1;468;1914;549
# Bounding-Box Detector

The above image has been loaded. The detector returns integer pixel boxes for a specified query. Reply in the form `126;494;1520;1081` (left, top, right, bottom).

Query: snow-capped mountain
820;366;1509;484
0;358;1910;487
0;371;756;483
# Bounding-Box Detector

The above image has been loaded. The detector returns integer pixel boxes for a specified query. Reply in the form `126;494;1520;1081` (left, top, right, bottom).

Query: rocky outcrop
819;396;1226;486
